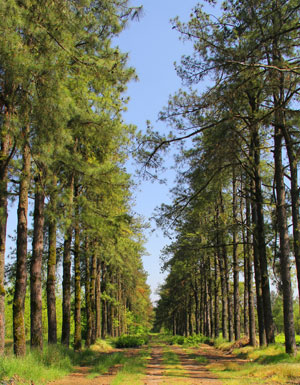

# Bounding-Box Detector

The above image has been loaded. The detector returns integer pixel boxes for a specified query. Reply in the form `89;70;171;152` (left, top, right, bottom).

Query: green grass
88;352;126;378
110;349;150;385
210;342;300;385
0;339;123;384
162;346;187;378
0;344;74;384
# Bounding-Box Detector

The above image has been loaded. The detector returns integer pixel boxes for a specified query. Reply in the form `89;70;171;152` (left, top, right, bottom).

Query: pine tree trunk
0;130;10;356
251;191;266;346
214;252;220;338
85;239;92;348
274;119;297;355
61;176;74;347
96;259;102;338
246;190;256;346
218;242;228;339
13;127;30;356
241;197;249;337
232;168;240;340
47;178;57;344
281;127;300;310
74;194;81;351
90;248;97;343
193;280;200;334
30;178;45;350
251;128;275;344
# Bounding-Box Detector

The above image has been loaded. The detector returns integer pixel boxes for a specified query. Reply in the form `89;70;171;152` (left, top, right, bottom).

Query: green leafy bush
169;335;185;345
275;333;300;346
115;335;148;348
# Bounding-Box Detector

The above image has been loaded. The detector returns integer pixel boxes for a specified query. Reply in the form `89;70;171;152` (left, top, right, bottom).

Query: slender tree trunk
74;189;81;351
274;115;296;355
246;189;256;346
85;239;92;348
214;252;220;338
13;127;30;356
218;248;228;340
251;127;275;344
251;184;266;346
232;167;240;340
47;177;57;344
61;176;74;347
193;280;200;334
241;194;249;337
281;126;300;310
96;259;102;338
0;129;10;355
30;178;45;350
90;247;97;343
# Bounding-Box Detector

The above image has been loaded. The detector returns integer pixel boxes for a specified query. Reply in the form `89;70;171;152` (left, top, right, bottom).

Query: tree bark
246;188;256;346
90;248;97;343
47;177;57;344
73;194;81;351
61;176;74;347
251;184;266;346
251;127;275;344
274;114;297;355
232;167;240;340
96;259;102;338
13;126;30;356
214;252;220;338
85;239;92;348
0;130;10;355
30;178;45;350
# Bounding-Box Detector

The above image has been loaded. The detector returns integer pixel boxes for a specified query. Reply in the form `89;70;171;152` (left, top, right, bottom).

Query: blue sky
116;0;202;302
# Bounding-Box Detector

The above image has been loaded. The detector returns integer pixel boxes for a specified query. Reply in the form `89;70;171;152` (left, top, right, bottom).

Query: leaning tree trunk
30;177;45;350
274;111;296;355
13;126;30;356
47;177;57;344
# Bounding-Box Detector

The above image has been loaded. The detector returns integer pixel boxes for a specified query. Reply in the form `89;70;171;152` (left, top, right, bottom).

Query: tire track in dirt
142;345;165;385
169;345;223;385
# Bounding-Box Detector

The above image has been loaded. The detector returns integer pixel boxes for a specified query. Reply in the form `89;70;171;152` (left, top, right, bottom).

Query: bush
169;335;185;345
115;335;148;348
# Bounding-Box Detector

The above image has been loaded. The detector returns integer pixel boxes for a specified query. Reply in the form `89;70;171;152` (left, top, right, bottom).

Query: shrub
115;335;147;348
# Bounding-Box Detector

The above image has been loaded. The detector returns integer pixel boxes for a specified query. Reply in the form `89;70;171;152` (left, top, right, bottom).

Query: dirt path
48;343;245;385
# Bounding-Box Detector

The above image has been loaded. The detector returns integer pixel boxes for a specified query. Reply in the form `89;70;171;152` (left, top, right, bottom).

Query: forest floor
47;339;248;385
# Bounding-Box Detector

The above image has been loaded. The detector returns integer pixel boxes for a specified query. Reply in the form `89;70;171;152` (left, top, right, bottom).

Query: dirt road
48;342;243;385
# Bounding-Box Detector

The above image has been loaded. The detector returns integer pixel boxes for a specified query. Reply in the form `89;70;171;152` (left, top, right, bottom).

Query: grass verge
210;342;300;385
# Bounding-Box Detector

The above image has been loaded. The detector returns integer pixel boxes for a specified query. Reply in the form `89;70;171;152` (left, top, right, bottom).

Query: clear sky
116;0;202;303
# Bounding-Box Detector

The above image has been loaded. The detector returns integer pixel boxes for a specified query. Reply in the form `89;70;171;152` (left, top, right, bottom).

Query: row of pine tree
0;0;152;357
149;0;300;356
